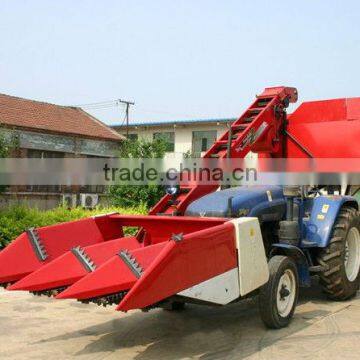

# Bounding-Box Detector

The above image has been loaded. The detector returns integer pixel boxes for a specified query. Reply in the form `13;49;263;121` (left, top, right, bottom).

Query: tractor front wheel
259;255;299;329
317;206;360;300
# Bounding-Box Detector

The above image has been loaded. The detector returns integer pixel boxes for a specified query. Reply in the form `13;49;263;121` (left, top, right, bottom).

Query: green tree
108;138;167;208
0;131;18;157
0;131;18;192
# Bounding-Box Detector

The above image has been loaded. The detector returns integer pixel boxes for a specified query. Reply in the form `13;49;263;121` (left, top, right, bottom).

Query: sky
1;0;359;125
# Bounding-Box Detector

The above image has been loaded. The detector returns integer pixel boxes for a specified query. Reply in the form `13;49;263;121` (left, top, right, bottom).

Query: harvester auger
1;86;360;329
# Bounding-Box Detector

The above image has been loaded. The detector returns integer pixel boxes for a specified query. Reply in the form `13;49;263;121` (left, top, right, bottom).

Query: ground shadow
35;282;346;360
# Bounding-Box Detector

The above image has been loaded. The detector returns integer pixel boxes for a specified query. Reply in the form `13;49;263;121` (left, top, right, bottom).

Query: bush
109;138;167;208
0;204;147;248
109;184;164;208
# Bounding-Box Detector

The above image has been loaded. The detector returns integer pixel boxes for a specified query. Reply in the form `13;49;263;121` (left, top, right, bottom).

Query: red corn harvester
1;86;360;329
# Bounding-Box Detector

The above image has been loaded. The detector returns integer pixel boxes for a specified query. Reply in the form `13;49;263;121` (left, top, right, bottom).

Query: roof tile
0;93;123;141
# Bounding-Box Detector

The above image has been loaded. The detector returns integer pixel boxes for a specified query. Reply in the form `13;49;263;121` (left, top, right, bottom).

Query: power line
70;98;135;128
78;104;121;110
71;98;218;125
72;99;121;108
72;99;192;118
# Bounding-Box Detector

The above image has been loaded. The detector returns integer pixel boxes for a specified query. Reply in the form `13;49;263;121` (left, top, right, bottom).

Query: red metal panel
93;214;124;241
37;218;105;260
260;86;298;102
286;96;360;158
288;98;347;124
346;98;360;120
108;215;228;244
287;120;360;158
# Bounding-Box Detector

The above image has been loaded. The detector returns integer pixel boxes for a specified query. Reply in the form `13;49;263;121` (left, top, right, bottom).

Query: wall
117;122;229;157
0;192;110;210
2;128;120;157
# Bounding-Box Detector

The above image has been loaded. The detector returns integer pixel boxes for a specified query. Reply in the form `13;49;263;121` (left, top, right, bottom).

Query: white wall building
112;118;237;158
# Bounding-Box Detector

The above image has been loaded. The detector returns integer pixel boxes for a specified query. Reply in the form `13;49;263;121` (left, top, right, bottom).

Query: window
192;130;217;156
153;132;175;152
27;149;65;158
201;138;208;152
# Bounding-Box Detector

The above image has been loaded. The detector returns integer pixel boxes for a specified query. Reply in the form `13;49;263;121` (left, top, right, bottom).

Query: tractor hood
185;186;286;221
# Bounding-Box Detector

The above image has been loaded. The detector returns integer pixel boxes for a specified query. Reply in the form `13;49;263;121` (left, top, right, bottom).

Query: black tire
162;301;186;311
259;255;299;329
317;206;360;301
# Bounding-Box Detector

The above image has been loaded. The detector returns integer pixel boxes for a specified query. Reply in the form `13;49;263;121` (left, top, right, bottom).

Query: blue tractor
185;185;360;328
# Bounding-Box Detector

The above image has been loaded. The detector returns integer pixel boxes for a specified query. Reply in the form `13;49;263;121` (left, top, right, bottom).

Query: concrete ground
1;285;360;360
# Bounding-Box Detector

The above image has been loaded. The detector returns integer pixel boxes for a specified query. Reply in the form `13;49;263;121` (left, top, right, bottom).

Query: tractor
0;86;359;329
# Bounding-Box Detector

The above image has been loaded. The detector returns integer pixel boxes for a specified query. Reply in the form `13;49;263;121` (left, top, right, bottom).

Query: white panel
177;268;240;305
231;218;269;296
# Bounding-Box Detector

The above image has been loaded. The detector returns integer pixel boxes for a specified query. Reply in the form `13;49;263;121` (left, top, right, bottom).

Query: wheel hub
344;227;360;282
279;284;290;300
277;269;296;317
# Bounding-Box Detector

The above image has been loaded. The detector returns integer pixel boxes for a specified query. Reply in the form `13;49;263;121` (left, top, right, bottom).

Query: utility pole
118;99;135;139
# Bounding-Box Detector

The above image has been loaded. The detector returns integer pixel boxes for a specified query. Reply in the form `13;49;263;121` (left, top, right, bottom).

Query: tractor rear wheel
259;255;299;329
317;206;360;300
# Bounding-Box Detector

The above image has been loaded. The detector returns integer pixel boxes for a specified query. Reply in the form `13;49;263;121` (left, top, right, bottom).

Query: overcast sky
1;1;359;125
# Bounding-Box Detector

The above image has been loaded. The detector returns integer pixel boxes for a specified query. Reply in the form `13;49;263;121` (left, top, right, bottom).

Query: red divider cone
0;233;42;284
56;242;167;301
0;216;121;286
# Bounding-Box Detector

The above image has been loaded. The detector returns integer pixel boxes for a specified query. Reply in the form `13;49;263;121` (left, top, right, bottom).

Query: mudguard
302;196;358;248
271;243;311;287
